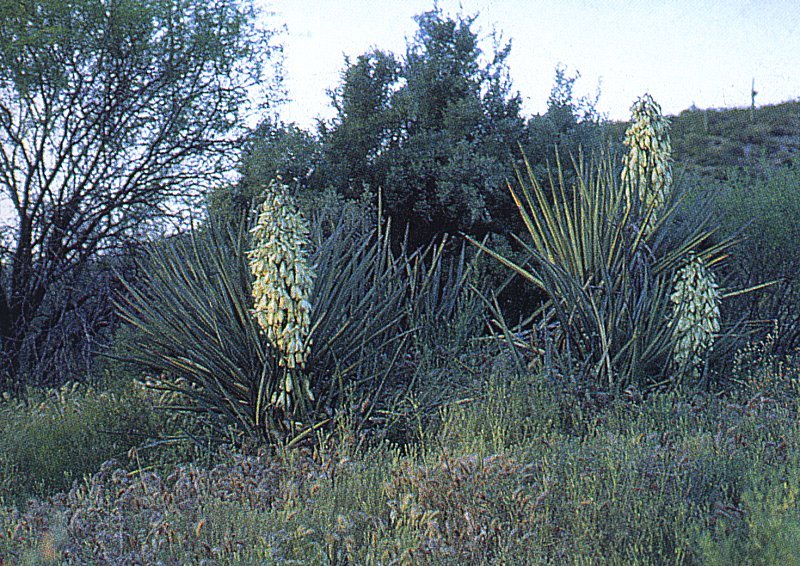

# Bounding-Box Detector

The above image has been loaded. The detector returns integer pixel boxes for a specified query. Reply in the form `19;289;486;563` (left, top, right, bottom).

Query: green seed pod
668;255;721;378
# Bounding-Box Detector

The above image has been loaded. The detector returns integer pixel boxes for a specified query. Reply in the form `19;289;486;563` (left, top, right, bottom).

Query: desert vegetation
1;1;799;564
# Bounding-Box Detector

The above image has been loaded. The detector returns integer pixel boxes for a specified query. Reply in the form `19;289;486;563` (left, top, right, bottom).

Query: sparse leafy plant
0;0;281;390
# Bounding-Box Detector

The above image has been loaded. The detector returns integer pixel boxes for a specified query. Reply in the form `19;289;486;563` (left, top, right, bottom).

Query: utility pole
750;78;758;123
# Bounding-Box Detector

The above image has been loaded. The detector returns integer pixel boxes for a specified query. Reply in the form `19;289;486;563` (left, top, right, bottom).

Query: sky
262;0;800;129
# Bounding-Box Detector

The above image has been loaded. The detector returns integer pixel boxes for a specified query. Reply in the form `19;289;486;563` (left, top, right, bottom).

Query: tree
319;8;526;247
208;119;322;225
318;49;400;199
0;0;281;390
523;65;604;181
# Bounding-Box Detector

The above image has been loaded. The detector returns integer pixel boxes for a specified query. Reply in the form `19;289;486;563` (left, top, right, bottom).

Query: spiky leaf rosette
621;94;673;235
247;181;315;381
668;254;721;379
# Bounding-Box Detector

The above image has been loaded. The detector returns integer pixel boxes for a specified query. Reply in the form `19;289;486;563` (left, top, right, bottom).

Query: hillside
606;99;800;178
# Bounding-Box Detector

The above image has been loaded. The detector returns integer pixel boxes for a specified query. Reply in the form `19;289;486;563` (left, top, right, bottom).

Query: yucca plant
117;222;284;443
303;205;484;433
469;96;729;389
117;183;480;445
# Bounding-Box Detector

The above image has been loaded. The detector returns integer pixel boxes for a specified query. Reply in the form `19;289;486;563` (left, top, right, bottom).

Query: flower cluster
247;181;315;373
621;93;673;235
668;255;721;378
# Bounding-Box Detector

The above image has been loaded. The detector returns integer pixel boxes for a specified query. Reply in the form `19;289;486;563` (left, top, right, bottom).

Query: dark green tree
208;119;322;224
523;65;604;180
319;8;526;247
318;49;400;200
0;0;281;389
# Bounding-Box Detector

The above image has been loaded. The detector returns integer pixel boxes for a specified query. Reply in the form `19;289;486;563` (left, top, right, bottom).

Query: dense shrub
713;160;800;352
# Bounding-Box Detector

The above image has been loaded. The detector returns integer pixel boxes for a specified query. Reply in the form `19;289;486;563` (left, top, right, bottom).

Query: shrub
714;160;800;352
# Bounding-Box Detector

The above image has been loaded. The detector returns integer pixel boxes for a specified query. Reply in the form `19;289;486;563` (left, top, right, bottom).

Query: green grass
1;337;799;563
0;376;200;505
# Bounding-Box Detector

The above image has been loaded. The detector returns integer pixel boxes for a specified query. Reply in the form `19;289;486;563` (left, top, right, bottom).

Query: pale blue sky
262;0;800;128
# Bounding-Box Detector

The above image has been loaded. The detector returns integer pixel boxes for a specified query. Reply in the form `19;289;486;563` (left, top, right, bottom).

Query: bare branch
0;0;281;388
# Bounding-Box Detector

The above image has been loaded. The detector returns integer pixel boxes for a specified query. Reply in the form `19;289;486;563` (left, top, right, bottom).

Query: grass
1;336;799;563
0;370;217;508
0;381;158;502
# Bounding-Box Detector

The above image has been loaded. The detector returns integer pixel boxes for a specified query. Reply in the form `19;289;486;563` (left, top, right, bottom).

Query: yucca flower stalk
621;93;673;236
668;254;721;380
623;94;724;381
247;180;315;408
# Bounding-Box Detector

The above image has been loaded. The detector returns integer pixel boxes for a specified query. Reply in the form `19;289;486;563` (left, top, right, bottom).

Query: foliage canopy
0;0;280;389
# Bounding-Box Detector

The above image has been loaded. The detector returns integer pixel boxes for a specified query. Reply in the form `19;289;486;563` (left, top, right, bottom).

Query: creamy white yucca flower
247;180;315;375
668;255;721;378
621;94;673;235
